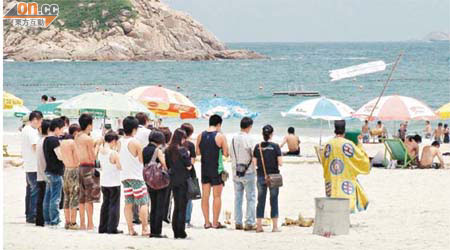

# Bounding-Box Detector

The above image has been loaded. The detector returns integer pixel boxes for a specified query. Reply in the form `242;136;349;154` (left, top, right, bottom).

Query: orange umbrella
126;86;198;119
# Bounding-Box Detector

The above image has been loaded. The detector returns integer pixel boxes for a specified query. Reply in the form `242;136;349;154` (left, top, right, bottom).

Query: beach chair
383;139;414;168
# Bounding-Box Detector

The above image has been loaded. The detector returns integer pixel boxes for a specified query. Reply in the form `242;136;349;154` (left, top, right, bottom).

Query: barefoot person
424;121;432;139
98;131;123;234
253;125;282;233
433;123;444;143
418;141;445;169
119;116;149;236
43;118;65;227
404;135;421;161
60;124;81;230
280;127;301;156
196;114;229;229
322;120;371;213
75;114;98;231
21;111;42;224
362;120;370;143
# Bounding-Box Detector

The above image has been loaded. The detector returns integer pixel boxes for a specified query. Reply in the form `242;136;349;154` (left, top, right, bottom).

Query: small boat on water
273;90;320;97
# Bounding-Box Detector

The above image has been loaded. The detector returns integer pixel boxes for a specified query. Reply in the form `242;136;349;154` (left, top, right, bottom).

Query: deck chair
383;139;414;168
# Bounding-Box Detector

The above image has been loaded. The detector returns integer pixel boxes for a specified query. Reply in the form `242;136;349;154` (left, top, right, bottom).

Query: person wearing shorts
196;115;229;229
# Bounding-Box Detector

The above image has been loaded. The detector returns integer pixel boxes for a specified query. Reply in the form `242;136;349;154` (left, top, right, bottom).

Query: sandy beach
3;131;450;250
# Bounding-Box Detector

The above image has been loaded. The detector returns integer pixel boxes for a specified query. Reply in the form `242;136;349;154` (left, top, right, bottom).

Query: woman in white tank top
98;132;123;234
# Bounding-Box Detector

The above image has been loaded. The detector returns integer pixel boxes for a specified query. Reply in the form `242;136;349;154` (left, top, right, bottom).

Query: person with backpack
230;117;256;231
142;131;169;238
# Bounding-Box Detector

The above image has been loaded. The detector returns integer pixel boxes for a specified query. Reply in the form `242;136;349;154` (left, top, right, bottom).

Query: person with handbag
252;125;282;233
142;131;169;238
98;131;123;234
230;117;257;231
196;115;229;229
165;128;193;239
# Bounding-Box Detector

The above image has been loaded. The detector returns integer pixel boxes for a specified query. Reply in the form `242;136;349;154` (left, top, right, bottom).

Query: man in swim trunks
419;141;445;169
75;114;98;231
196;114;229;229
433;123;443;143
423;121;432;139
280;127;301;156
362;120;370;143
60;124;81;230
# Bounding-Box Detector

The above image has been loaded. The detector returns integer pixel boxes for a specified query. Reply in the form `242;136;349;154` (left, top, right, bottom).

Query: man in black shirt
43;118;65;227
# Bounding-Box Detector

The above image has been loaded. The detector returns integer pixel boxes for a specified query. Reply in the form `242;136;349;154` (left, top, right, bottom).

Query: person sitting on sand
424;121;432;139
75;114;99;231
404;135;421;162
60;124;81;230
280;127;300;156
418;141;445;169
322;120;371;213
433;123;443;143
361;120;370;143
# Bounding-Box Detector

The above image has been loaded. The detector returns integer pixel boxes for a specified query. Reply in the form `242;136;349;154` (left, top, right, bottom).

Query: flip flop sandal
212;222;226;229
256;228;264;233
204;224;212;229
129;231;138;236
142;233;150;237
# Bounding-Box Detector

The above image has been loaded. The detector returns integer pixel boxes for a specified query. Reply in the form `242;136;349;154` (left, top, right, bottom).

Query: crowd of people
21;110;287;239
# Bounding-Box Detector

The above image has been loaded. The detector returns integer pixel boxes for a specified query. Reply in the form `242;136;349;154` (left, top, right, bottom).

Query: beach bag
259;143;283;188
143;149;170;190
187;168;201;200
232;138;251;177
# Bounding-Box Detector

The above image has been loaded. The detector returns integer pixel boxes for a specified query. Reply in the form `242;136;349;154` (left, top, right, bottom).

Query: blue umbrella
198;98;258;119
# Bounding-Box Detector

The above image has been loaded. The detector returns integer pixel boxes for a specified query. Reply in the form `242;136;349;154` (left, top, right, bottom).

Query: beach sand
3;133;450;250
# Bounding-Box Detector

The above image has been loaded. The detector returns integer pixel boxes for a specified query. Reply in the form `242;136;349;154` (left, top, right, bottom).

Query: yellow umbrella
436;102;450;119
3;91;24;110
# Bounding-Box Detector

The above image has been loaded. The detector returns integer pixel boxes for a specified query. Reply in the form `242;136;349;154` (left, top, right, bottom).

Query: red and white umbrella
353;95;437;121
126;86;198;119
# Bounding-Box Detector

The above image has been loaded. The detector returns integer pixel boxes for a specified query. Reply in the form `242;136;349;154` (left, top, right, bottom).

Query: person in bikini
75;114;98;231
60;124;81;230
280;127;301;156
418;141;445;169
196;114;229;229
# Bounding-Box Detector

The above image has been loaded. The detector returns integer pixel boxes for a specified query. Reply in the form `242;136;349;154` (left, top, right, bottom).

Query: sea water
3;42;450;143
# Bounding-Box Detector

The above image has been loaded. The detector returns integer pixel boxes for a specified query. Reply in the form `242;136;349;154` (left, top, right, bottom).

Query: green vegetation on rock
25;0;136;30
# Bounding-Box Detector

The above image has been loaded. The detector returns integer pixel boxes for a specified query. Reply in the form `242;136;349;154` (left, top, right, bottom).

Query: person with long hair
165;128;192;239
252;125;282;233
180;123;197;228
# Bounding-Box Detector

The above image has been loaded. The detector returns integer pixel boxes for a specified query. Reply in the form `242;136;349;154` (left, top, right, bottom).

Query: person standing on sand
280;127;301;156
180;123;197;228
362;120;370;143
75;114;98;231
196;114;229;229
119;116;150;236
36;119;50;227
321;120;370;213
424;121;432;139
230;117;256;231
433;123;443;143
42;118;65;227
443;124;449;143
98;131;123;234
253;125;282;233
21;111;42;224
60;124;81;230
165;129;193;239
418;141;445;169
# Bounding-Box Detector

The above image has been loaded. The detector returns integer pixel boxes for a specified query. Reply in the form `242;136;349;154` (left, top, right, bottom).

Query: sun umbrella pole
368;52;403;121
320;119;323;146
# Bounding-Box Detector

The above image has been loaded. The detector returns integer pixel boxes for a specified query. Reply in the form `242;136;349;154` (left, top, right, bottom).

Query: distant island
3;0;265;61
423;31;450;41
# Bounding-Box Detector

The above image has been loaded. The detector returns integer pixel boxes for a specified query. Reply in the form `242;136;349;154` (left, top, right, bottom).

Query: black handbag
232;138;251;177
259;143;283;188
187;168;201;200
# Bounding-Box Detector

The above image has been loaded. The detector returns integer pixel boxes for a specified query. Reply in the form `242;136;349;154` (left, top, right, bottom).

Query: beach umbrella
197;98;258;119
353;95;437;121
3;91;24;109
36;100;65;117
126;86;198;119
56;91;154;119
3;105;30;118
281;97;355;145
436;103;450;120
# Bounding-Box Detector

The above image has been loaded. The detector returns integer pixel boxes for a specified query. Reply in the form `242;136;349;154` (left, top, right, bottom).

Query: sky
165;0;450;42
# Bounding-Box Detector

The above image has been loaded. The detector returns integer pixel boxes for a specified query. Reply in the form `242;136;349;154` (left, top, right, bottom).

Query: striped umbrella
353;95;437;121
126;86;198;119
56;91;154;119
436;103;450;120
281;97;355;120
